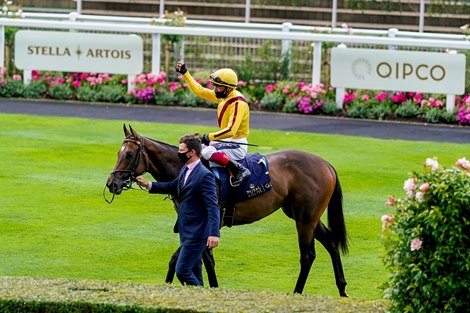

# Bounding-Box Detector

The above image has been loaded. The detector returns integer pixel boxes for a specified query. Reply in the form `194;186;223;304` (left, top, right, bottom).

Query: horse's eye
125;151;134;159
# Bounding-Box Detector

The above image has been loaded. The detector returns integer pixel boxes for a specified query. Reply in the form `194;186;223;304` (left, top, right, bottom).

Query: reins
103;136;147;204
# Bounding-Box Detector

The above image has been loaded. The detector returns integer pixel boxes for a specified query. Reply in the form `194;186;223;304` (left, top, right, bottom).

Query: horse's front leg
202;247;218;288
165;246;181;284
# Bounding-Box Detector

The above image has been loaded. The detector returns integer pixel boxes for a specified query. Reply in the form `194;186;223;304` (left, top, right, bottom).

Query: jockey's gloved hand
201;134;210;146
175;61;187;74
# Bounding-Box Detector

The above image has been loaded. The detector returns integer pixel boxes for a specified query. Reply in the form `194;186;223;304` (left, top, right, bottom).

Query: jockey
175;61;251;187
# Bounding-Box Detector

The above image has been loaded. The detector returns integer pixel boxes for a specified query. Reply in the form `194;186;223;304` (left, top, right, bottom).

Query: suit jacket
149;161;220;241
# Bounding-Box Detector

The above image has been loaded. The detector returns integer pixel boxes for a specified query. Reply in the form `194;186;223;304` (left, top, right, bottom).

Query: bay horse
106;125;349;296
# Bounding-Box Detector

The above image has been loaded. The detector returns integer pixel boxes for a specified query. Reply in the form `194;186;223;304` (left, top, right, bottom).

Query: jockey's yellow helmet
209;68;238;89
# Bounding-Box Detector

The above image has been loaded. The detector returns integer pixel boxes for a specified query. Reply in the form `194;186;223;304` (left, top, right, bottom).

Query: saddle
211;152;272;227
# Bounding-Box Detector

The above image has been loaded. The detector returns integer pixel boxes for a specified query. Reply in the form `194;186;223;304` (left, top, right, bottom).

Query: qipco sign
330;48;466;94
15;30;143;75
376;62;446;81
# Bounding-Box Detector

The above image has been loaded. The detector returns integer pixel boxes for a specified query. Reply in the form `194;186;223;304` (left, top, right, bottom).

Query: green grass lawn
0;113;468;301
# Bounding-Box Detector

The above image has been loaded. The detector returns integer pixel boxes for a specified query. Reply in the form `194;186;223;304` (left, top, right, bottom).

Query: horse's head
106;124;148;195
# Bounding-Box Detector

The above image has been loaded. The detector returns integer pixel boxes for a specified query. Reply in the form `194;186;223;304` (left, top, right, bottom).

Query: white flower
403;178;417;198
340;23;353;35
456;157;470;171
424;157;439;171
415;191;424;202
381;214;394;230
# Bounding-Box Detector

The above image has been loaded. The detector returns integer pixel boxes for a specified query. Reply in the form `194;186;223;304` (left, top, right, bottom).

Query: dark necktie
179;166;188;189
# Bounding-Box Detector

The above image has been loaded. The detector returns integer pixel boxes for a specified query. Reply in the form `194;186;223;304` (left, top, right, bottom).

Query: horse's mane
145;137;178;151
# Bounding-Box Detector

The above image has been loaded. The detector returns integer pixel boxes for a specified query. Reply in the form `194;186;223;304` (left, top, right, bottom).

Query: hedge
0;277;388;313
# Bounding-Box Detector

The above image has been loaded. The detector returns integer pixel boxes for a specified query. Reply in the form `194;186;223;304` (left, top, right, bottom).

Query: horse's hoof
340;292;349;298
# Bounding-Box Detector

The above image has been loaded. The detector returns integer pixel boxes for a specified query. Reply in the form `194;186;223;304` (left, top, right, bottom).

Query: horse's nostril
106;181;117;192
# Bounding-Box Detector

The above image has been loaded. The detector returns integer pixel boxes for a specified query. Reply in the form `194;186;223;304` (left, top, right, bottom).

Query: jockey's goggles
209;74;237;89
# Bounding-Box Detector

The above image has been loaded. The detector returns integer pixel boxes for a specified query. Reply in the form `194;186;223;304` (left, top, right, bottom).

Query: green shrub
282;97;298;113
346;102;369;118
260;92;283;111
23;81;47;99
369;104;392;120
0;277;388;313
96;85;125;103
123;92;135;104
395;100;420;118
424;107;447;124
0;79;25;97
382;157;470;313
155;91;177;106
320;100;339;115
442;110;458;124
246;85;267;102
49;84;73;100
76;86;99;102
178;92;198;107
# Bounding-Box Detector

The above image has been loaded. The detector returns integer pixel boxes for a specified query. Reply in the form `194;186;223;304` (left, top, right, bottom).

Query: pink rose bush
342;90;469;124
456;95;470;125
130;72;167;103
382;157;470;312
260;81;334;113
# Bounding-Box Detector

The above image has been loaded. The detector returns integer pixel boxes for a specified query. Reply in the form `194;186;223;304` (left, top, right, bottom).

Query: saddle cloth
212;152;272;205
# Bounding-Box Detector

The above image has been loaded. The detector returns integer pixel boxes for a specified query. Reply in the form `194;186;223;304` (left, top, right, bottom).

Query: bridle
103;136;147;204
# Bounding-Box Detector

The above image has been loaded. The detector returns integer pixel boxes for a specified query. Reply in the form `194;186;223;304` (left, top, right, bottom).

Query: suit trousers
175;238;207;286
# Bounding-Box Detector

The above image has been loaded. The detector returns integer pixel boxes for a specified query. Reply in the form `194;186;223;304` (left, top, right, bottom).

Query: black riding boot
228;160;251;187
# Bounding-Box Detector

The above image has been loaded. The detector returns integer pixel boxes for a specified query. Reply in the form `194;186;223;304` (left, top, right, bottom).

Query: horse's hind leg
202;247;219;288
315;221;348;297
166;247;181;284
294;220;317;294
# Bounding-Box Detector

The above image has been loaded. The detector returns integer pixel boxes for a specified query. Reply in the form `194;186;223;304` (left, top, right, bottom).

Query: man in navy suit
136;134;220;286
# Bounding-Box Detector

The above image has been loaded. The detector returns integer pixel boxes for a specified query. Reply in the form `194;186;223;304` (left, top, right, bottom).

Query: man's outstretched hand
175;60;187;74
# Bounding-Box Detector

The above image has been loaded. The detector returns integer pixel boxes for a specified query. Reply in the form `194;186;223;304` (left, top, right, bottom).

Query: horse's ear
129;125;141;140
123;124;131;137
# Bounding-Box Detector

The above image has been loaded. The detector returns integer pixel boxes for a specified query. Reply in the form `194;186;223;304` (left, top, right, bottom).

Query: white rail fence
72;0;430;32
1;13;469;111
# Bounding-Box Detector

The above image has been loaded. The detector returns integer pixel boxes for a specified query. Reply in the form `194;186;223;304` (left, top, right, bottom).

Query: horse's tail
327;169;349;255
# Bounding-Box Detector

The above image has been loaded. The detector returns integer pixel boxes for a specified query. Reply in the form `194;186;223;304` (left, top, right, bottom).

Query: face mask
215;91;227;98
178;152;190;164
